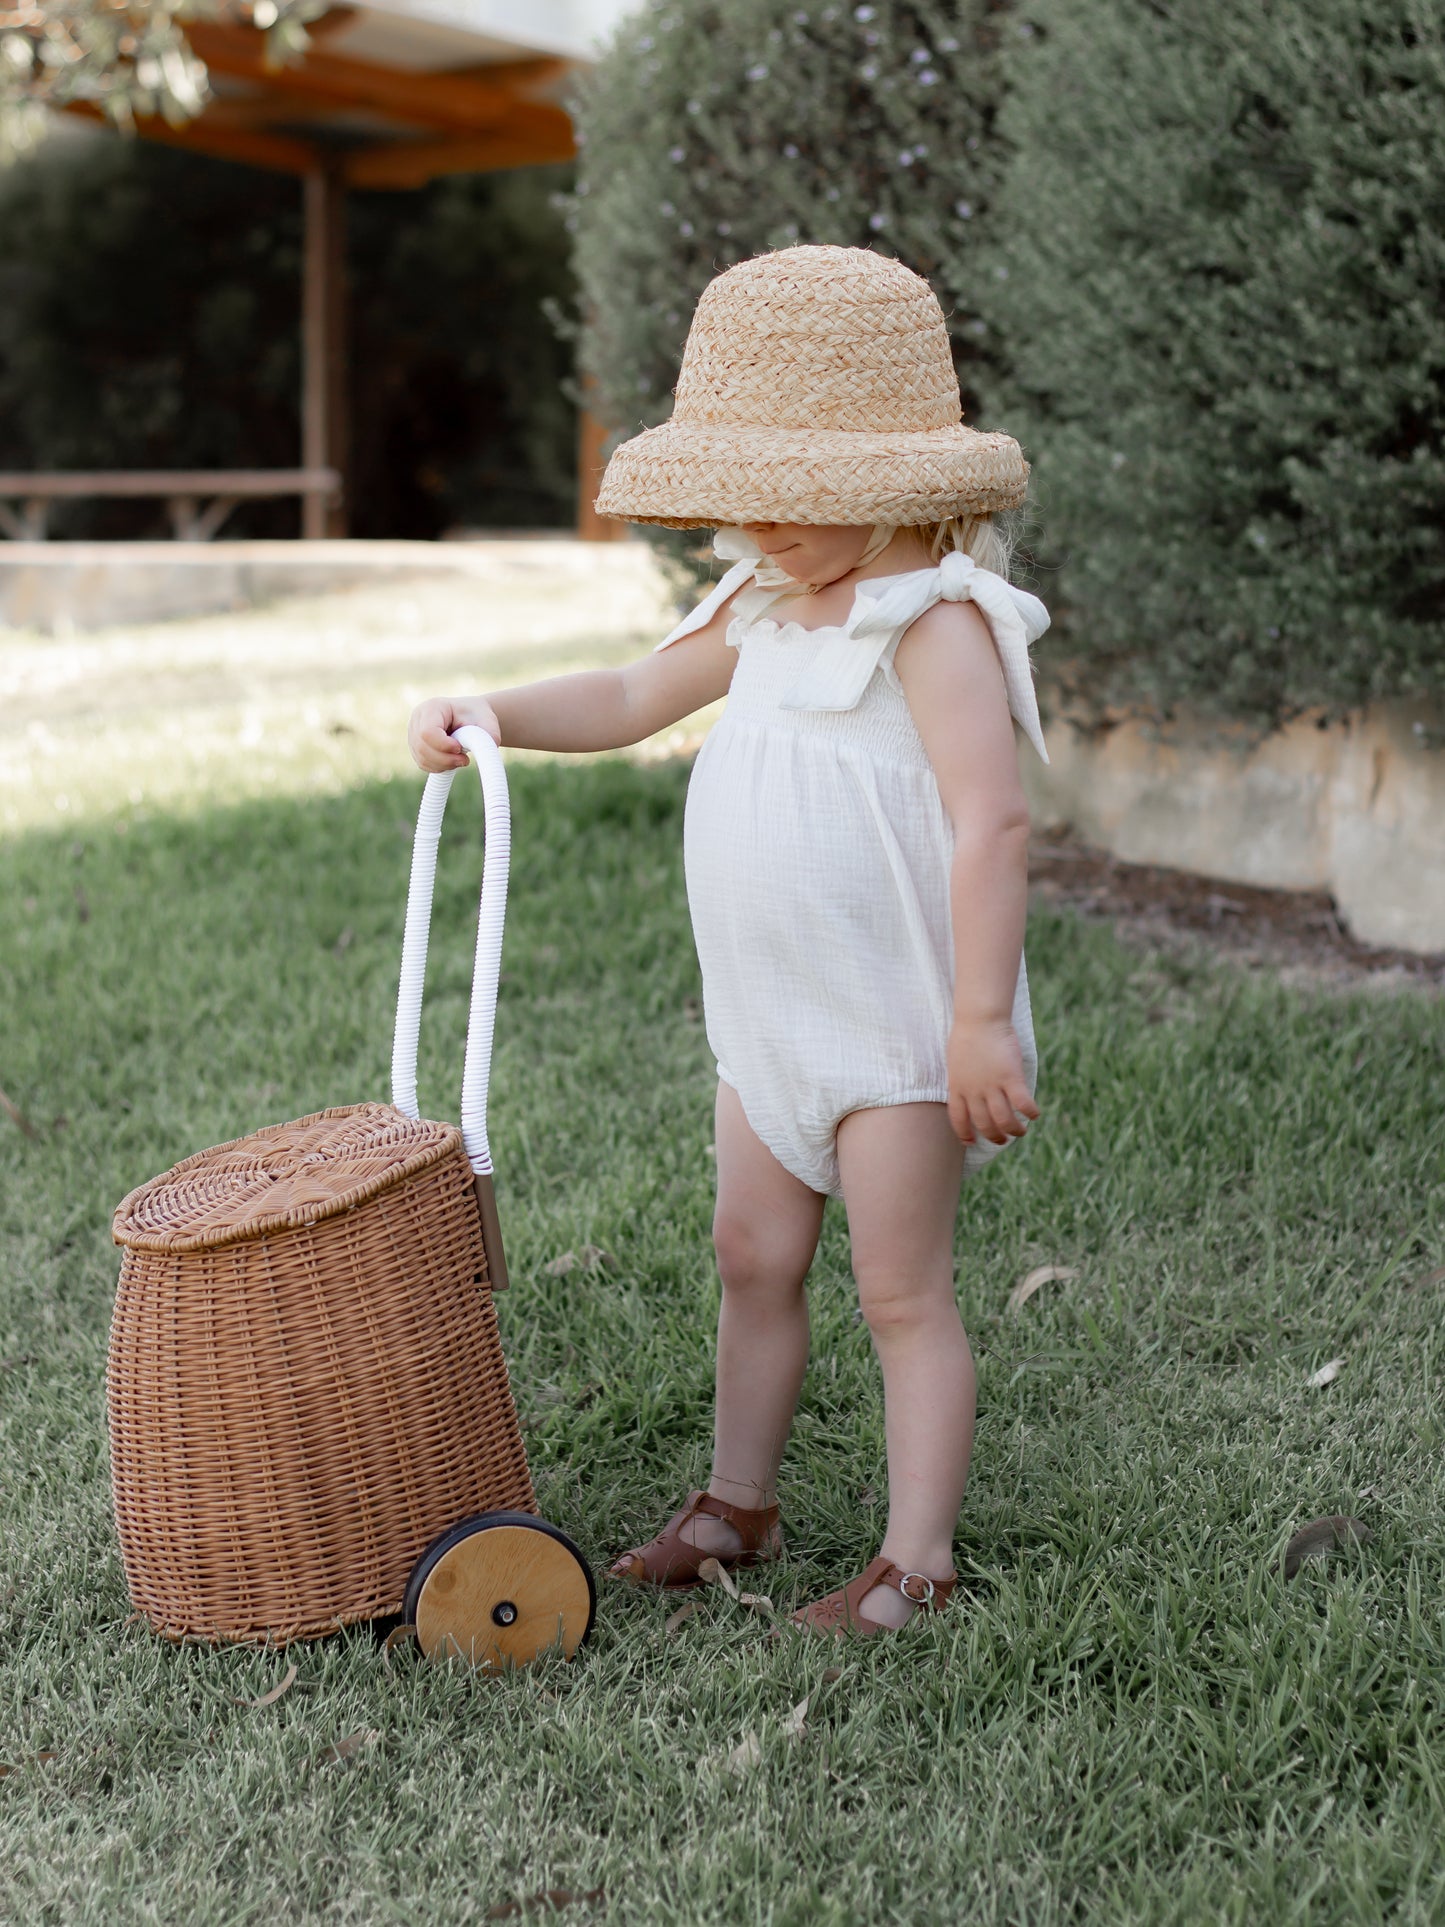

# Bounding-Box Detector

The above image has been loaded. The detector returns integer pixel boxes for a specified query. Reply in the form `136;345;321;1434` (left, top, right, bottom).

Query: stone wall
1023;695;1445;954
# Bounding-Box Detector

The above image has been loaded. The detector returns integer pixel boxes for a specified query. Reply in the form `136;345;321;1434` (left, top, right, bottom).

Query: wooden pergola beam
64;100;319;175
185;22;566;139
344;111;574;188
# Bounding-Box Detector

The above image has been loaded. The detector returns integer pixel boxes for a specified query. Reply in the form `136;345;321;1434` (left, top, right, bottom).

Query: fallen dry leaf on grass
663;1600;698;1636
234;1662;297;1707
1282;1515;1374;1579
544;1246;615;1278
724;1732;761;1776
781;1696;809;1741
0;1085;38;1140
1008;1264;1078;1313
1414;1266;1445;1291
1308;1357;1346;1388
320;1728;380;1764
484;1885;606;1920
738;1591;775;1617
696;1556;738;1600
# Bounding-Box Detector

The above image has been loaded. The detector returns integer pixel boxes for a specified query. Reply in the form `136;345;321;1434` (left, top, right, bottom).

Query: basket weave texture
595;244;1030;528
109;1103;535;1644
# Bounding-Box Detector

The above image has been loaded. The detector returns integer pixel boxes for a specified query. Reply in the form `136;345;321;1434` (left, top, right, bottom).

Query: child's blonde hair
920;512;1014;580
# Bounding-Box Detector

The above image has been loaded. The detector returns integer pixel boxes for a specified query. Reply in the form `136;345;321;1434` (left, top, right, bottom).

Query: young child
409;245;1050;1636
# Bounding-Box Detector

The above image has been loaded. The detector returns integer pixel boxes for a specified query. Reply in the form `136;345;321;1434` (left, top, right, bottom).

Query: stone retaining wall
0;537;595;632
1023;695;1444;955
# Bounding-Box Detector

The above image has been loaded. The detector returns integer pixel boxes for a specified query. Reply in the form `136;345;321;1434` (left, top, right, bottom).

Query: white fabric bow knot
656;527;1050;763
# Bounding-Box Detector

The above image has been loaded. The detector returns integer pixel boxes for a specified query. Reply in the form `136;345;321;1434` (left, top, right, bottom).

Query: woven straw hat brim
595;420;1029;529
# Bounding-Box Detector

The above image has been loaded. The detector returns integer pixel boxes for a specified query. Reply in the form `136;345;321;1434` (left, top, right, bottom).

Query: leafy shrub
980;0;1445;723
569;0;1019;572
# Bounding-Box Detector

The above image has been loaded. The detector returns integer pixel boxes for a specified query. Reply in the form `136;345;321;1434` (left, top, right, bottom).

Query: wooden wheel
402;1511;595;1671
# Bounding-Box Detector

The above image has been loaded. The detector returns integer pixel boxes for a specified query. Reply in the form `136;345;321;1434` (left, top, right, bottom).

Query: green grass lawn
2;758;1442;1926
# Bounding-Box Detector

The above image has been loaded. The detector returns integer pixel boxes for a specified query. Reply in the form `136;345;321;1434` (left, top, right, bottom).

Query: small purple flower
954;200;973;220
747;62;769;80
869;211;888;231
917;68;938;84
911;46;931;63
679;221;694;237
783;142;799;158
854;3;875;17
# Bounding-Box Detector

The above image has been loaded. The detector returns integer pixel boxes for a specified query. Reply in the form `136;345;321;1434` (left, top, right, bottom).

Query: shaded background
0;139;577;540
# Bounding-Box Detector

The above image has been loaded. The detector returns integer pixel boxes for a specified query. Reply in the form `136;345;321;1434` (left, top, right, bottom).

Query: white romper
658;536;1052;1199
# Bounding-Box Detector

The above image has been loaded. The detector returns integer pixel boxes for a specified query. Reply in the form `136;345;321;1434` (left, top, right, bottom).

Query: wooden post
575;385;623;542
302;166;348;538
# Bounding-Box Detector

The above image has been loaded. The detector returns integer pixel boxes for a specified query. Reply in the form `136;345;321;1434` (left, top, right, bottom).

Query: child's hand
408;697;500;772
946;1018;1041;1148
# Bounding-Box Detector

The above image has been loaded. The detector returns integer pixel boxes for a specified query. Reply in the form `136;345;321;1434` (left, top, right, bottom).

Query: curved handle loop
392;725;510;1176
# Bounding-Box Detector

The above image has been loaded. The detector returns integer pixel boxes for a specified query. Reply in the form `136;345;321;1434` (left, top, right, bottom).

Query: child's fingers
947;1089;974;1146
423;728;468;765
973;1084;1038;1145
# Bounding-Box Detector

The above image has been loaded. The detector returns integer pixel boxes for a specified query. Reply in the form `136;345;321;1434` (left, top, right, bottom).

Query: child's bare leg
835;1101;970;1626
682;1080;825;1556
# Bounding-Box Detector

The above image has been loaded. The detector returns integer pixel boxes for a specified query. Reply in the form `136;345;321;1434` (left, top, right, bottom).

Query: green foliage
574;0;1445;721
569;0;1016;569
0;1;323;165
980;0;1445;723
0;137;578;536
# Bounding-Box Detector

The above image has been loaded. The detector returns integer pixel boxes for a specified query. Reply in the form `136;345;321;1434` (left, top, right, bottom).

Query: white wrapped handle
392;725;509;1175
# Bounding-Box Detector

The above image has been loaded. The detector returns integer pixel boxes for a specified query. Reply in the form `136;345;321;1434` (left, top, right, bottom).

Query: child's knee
713;1212;808;1300
853;1254;954;1337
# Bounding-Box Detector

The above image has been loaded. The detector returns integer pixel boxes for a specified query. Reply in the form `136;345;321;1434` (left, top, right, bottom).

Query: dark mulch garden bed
1030;835;1444;992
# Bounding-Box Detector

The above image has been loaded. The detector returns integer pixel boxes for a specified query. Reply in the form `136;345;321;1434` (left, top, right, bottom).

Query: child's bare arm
895;601;1041;1148
408;601;739;771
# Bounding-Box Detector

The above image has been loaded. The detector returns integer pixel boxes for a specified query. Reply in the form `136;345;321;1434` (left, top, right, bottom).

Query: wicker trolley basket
108;729;595;1666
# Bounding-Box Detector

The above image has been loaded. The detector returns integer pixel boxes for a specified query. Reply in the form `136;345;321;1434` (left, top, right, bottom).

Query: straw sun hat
594;244;1028;530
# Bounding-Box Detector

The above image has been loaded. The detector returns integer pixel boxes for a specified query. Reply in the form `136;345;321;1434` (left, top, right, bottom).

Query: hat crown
672;245;962;436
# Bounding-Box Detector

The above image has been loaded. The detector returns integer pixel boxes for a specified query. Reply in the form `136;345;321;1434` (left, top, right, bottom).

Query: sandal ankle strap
875;1560;955;1610
691;1489;780;1539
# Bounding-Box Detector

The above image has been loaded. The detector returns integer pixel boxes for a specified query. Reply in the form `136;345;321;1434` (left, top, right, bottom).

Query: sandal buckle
898;1572;935;1605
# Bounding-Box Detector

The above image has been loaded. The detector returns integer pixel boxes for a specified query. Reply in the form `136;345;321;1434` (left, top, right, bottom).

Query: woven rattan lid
113;1103;465;1254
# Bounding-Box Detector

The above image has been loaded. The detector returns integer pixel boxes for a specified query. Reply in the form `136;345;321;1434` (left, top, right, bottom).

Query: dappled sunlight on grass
0;552;705;828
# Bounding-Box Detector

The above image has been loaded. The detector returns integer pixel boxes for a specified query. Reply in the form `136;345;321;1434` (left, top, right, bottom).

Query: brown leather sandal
608;1489;783;1590
786;1555;956;1637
